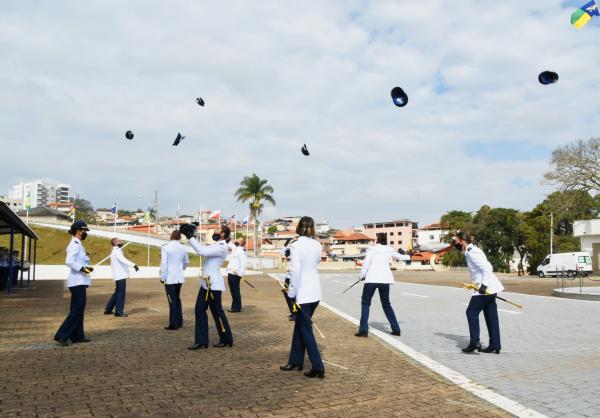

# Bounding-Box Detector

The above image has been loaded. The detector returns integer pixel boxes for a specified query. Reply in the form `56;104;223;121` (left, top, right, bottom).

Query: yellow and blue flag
571;0;599;29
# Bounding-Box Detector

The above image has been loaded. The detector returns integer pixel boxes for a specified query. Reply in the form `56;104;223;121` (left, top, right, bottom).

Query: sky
1;0;599;228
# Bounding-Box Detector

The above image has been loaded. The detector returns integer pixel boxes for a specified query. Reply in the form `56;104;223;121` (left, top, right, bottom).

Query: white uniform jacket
360;244;411;284
287;236;322;304
227;246;247;276
160;240;189;285
110;246;135;281
189;237;228;291
65;237;91;287
465;244;504;295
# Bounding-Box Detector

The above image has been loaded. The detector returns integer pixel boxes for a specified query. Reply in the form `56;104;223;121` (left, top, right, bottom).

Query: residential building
48;202;73;213
573;219;600;274
417;223;448;252
330;230;373;260
362;220;418;253
0;195;22;211
8;179;71;209
16;206;70;222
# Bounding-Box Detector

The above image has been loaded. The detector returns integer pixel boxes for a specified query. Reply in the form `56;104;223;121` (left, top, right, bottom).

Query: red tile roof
334;232;373;242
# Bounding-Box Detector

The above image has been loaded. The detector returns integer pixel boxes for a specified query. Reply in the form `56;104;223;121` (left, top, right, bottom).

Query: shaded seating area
0;202;39;294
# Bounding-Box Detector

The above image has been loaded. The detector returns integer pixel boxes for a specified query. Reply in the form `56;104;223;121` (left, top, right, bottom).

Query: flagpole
113;203;117;233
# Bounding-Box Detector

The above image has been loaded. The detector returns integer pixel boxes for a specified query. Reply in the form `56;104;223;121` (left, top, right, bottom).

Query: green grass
0;226;202;266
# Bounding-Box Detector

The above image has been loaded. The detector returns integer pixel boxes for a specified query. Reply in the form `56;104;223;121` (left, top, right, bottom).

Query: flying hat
390;87;408;107
125;131;134;140
196;97;205;106
538;71;559;85
172;133;185;146
301;144;310;156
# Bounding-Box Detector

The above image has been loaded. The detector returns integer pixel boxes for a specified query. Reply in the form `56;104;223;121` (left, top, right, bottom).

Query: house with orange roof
330;230;374;260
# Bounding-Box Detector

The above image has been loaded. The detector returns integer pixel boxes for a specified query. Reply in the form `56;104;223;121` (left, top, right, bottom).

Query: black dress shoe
55;338;70;347
280;363;303;371
213;342;233;348
461;342;482;353
104;311;113;315
391;330;401;336
288;315;296;321
304;369;325;379
71;339;91;344
188;344;208;350
354;331;368;337
481;346;500;354
114;313;128;317
164;326;179;330
227;309;241;313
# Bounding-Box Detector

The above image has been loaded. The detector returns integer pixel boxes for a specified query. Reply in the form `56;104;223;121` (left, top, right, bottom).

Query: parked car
536;252;593;278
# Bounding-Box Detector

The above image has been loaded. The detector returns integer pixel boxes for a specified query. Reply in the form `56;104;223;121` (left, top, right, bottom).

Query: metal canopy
0;202;39;239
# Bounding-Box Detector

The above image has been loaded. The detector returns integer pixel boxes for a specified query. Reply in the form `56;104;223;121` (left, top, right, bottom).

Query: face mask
117;243;123;248
81;231;88;241
212;233;221;241
454;242;463;252
234;242;240;246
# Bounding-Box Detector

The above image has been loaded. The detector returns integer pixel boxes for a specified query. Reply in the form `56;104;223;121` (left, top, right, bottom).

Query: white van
536;252;593;278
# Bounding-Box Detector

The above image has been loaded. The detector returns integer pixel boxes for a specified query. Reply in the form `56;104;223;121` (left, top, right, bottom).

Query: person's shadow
435;332;470;348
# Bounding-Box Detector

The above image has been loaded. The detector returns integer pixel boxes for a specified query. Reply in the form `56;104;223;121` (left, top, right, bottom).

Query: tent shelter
0;202;39;294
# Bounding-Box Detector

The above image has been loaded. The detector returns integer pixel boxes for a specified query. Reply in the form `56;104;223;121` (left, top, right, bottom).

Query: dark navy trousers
165;283;183;328
359;283;401;334
55;285;87;342
466;294;501;349
195;288;233;345
288;301;324;371
105;279;127;314
227;274;242;311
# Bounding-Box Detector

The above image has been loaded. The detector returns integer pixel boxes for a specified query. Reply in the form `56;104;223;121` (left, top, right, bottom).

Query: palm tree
234;174;276;259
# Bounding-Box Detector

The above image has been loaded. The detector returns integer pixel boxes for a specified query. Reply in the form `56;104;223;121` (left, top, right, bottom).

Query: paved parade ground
312;273;600;418
0;275;506;417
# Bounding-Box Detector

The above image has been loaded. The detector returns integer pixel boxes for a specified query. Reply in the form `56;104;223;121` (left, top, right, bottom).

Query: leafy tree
267;225;278;235
474;207;519;272
441;250;466;267
544;137;600;193
73;198;96;225
234;174;276;255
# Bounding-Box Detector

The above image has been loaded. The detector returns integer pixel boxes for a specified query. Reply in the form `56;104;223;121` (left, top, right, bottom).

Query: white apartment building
8;179;72;209
417;223;448;251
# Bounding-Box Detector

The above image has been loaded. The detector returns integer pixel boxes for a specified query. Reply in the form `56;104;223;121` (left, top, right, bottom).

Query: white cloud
0;0;597;227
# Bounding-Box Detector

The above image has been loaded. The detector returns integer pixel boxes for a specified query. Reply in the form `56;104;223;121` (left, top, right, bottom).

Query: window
390;241;394;244
390;232;394;236
578;256;591;263
429;235;434;240
399;240;402;244
542;258;550;266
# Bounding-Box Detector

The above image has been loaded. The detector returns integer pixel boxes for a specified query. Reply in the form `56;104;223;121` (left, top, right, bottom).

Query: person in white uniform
280;217;325;379
160;230;189;330
104;238;139;317
227;237;248;313
355;233;410;337
453;231;504;354
180;224;233;350
54;221;94;346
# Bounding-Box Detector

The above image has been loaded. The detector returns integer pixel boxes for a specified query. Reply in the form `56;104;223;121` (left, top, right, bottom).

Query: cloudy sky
1;0;599;228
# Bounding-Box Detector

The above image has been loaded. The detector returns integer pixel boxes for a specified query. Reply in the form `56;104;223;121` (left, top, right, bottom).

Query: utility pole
550;212;554;255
